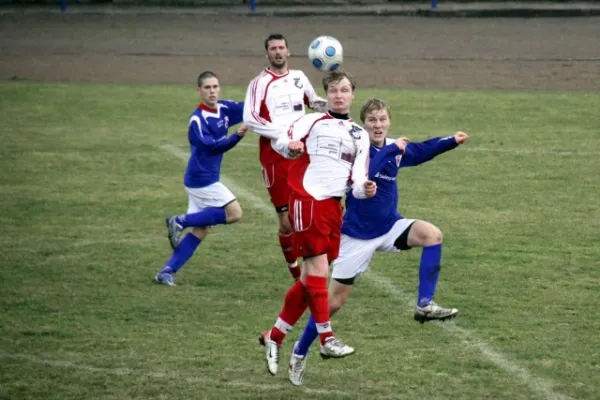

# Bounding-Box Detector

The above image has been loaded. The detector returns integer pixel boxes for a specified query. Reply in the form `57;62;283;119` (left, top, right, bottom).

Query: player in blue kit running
287;98;470;385
154;71;247;286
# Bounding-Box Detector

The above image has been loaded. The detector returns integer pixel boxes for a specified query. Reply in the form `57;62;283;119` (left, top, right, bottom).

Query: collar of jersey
326;110;351;120
198;103;218;113
265;68;289;78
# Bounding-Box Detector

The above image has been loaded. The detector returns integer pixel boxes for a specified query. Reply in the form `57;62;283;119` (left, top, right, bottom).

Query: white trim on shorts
331;218;416;281
185;182;236;214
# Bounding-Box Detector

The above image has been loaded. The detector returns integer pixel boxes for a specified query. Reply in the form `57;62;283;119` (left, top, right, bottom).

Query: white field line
159;143;568;400
0;352;357;398
160;144;272;218
365;273;570;400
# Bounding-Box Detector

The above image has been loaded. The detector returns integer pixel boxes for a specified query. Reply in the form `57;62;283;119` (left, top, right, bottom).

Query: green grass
1;82;599;400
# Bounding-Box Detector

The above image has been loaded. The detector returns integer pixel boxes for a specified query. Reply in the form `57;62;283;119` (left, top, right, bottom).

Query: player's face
326;78;355;114
198;77;220;108
364;109;391;147
266;39;289;70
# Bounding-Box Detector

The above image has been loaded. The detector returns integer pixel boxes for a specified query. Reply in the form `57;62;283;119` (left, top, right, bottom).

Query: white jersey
275;112;370;201
243;68;326;143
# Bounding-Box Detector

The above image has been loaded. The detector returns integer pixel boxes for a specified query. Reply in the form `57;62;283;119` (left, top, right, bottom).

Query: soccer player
243;33;327;280
287;98;469;386
260;70;377;376
154;71;246;286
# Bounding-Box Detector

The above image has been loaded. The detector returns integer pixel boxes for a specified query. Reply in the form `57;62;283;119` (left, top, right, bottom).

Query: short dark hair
197;71;218;87
322;69;356;92
264;34;288;51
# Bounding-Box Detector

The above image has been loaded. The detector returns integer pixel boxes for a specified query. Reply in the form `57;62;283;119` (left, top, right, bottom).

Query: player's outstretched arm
189;116;243;156
369;137;409;177
401;132;469;168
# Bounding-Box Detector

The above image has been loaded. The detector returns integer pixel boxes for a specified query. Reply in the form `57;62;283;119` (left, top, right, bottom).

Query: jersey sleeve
350;130;371;199
301;72;327;112
369;144;403;177
243;76;285;140
220;100;244;126
274;114;317;159
189;115;242;156
401;136;458;167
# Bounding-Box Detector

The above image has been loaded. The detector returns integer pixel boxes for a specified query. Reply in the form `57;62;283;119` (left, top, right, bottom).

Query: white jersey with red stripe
243;68;326;164
275;112;371;201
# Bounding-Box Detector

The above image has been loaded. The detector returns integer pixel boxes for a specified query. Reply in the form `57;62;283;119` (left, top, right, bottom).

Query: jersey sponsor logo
374;172;396;182
293;77;303;89
348;125;362;139
216;116;230;129
293;104;303;111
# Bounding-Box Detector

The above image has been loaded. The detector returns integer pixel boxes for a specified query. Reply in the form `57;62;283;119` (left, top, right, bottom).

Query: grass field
1;82;599;400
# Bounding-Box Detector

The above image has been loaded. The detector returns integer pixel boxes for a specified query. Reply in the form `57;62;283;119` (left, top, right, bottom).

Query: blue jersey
183;100;244;188
342;136;459;240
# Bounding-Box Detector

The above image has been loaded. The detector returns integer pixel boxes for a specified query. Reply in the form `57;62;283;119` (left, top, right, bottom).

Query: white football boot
414;301;458;324
263;332;280;376
288;341;308;386
319;336;355;359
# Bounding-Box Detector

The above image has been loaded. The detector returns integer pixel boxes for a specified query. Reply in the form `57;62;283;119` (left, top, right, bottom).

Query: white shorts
185;182;236;214
331;218;416;281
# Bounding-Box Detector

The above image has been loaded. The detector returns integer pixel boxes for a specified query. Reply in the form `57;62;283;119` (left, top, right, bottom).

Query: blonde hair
360;98;391;123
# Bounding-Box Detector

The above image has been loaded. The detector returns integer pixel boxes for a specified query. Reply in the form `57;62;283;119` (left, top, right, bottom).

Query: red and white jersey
243;68;326;163
275;112;371;201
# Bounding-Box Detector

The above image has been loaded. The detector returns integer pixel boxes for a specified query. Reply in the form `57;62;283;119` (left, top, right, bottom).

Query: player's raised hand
454;131;469;144
237;124;248;137
288;140;305;156
364;180;377;198
394;137;410;153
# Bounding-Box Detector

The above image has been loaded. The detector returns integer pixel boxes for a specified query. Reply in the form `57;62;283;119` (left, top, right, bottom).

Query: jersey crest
348;125;362;139
293;77;303;89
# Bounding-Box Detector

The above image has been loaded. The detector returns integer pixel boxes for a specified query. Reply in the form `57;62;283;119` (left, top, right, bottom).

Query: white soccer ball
307;36;343;72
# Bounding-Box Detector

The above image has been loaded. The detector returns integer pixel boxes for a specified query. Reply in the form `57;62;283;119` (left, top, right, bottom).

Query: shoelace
291;354;304;373
327;337;346;349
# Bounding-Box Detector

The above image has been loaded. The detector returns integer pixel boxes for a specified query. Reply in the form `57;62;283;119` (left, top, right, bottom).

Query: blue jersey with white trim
341;136;459;240
183;100;244;188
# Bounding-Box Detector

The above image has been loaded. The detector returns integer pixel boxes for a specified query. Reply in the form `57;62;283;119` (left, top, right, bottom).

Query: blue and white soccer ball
308;36;343;72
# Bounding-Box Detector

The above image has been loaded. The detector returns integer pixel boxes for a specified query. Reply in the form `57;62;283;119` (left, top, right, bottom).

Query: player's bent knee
427;225;443;245
419;225;443;246
225;202;243;224
408;221;443;247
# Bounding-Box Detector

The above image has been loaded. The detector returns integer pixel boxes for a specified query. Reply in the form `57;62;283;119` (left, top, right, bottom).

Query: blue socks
418;244;442;307
175;207;226;228
295;315;319;356
161;233;201;274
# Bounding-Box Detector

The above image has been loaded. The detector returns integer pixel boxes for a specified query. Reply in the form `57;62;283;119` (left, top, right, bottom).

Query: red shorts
288;193;343;263
260;149;291;213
